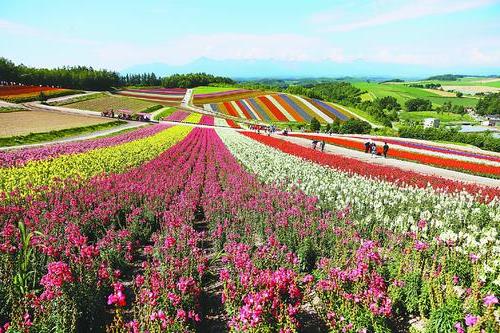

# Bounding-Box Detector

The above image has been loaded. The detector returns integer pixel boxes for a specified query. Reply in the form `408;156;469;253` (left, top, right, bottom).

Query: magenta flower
454;322;465;333
465;314;479;327
484;294;498;307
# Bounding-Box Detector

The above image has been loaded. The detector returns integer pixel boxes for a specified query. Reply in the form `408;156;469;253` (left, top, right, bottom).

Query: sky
1;0;500;76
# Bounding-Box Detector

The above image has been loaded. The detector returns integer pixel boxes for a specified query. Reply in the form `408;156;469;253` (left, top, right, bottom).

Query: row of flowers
0;124;169;167
216;128;500;332
289;133;500;178
0;125;191;196
348;135;500;163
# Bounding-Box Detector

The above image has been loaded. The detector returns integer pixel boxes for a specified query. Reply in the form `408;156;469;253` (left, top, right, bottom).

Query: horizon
1;0;500;77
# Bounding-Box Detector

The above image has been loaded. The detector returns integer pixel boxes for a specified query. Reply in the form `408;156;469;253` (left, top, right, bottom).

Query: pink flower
469;253;479;263
454;322;465;333
414;240;429;251
107;282;126;307
483;294;498;307
465;314;479;327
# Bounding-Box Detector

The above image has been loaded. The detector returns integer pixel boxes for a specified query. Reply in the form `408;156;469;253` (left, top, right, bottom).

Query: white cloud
310;0;497;32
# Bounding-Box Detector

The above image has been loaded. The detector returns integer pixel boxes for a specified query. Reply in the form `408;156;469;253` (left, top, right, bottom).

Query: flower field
288;133;500;178
0;85;79;103
203;93;351;123
0;125;499;332
116;88;186;105
64;96;159;113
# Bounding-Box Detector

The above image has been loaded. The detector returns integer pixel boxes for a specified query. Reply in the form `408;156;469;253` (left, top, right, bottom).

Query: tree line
0;57;234;91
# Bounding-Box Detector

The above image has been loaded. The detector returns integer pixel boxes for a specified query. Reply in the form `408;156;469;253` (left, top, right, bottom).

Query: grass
398;111;476;125
65;96;158;113
404;77;500;88
0;120;125;147
193;86;238;95
153;107;176;121
352;82;478;107
0;107;27;113
331;103;385;127
50;92;108;106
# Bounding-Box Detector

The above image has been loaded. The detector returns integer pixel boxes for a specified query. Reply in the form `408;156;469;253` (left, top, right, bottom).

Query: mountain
121;57;500;79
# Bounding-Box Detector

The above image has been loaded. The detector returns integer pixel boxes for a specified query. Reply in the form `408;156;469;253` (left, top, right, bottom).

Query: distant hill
121;58;500;80
425;74;467;81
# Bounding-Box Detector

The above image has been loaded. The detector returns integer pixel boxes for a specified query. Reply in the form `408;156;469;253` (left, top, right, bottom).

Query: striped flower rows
0;126;191;196
0;124;168;168
204;93;351;123
115;88;186;105
289;133;500;178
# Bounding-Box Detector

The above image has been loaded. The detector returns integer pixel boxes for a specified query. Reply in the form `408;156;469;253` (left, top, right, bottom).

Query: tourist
383;142;389;158
371;142;377;157
312;140;318;150
320;141;326;152
365;140;371;153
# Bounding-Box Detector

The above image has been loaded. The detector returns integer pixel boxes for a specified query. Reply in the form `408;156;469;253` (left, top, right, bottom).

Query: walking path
275;134;500;188
0;122;147;151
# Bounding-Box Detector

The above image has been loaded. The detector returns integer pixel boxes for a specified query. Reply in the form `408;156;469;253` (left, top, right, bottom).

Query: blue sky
1;0;500;74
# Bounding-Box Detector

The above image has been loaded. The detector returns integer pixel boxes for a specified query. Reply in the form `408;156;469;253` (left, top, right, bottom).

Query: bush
399;125;500;152
310;118;321;132
339;118;371;134
405;98;433;112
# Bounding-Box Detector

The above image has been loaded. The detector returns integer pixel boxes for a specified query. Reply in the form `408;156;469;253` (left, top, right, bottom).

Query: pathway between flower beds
269;133;500;188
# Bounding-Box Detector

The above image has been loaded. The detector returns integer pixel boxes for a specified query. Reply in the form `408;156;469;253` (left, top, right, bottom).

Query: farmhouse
423;118;440;128
482;114;500;126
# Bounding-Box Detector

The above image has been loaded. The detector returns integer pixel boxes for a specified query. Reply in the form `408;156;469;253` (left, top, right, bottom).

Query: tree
339;118;371;134
405;98;433;112
310;118;321;132
456;92;463;98
476;93;500;116
376;96;400;111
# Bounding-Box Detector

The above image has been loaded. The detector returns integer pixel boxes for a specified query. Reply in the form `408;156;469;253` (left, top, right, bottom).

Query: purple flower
465;314;479;327
484;294;498;307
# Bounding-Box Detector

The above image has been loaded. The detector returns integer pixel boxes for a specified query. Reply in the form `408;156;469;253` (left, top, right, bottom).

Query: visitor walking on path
371;142;377;157
320;140;326;152
312;140;318;150
383;142;389;158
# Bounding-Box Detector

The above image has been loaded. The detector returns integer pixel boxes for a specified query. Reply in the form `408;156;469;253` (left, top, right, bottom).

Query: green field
399;111;476;125
65;96;157;113
405;77;500;88
153;106;176;121
193;86;238;95
353;82;478;107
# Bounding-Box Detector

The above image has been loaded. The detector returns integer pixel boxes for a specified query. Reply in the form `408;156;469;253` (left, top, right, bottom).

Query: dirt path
276;134;500;188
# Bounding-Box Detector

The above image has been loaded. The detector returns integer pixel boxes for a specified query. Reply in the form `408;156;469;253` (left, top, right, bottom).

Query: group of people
365;140;389;158
312;140;326;152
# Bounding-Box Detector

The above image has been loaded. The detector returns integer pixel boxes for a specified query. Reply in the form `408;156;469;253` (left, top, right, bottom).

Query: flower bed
0;124;168;167
289;133;500;178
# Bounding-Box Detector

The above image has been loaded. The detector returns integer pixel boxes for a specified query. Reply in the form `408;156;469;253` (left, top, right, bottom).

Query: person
320;140;326;152
383;142;389;158
312;140;318;150
364;140;371;153
371;142;377;157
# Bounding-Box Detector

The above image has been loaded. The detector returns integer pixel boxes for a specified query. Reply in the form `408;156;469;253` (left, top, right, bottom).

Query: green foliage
162;73;234;88
476;93;500;116
141;104;163;114
425;298;463;333
38;91;47;102
376;96;401;111
405;98;433;112
0;57;121;90
456;91;463;98
339;118;371;134
425;74;465;81
399;125;500;152
310;117;321;132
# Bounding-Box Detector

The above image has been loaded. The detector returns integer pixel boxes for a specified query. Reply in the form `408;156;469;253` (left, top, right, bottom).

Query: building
482;115;500;127
423;118;440;128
